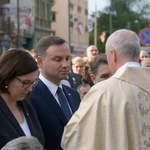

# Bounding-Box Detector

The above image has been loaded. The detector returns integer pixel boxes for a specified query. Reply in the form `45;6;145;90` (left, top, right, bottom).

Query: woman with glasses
0;48;45;149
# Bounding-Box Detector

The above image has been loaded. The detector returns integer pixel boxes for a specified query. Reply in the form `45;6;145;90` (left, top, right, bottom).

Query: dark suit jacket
67;72;82;89
0;96;45;149
30;79;80;150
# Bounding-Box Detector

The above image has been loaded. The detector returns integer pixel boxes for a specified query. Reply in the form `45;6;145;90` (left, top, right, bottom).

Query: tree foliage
89;0;150;53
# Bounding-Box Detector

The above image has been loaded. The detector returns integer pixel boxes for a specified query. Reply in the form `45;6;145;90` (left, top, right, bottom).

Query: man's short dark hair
35;36;68;57
90;54;108;75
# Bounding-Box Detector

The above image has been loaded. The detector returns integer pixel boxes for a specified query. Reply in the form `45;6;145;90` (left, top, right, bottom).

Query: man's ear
111;50;117;63
90;74;96;85
37;56;43;68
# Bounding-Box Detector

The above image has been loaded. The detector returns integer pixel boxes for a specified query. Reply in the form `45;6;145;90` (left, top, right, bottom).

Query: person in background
141;57;150;67
30;36;80;150
82;56;88;64
0;49;45;149
90;54;111;84
67;56;84;89
67;71;82;89
30;49;37;61
61;29;150;150
1;136;44;150
71;56;85;76
82;61;94;86
86;45;99;62
139;50;149;61
77;83;91;100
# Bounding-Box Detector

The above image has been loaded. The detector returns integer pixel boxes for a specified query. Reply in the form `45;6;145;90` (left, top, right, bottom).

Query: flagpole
17;0;20;48
94;0;97;47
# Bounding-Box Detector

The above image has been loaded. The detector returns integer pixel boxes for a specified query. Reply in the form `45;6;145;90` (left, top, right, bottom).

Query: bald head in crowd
140;50;149;61
86;45;99;62
77;83;91;100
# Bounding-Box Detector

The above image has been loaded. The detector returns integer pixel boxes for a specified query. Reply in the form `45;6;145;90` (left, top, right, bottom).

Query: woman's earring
5;85;8;89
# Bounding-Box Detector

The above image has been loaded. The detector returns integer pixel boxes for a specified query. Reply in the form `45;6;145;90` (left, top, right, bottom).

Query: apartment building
51;0;89;57
0;0;52;52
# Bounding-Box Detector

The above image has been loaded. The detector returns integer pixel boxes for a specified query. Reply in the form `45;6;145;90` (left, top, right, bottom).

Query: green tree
89;10;110;53
89;0;150;53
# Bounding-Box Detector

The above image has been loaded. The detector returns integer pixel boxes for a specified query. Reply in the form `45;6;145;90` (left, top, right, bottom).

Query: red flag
100;32;106;43
77;23;83;34
26;10;32;25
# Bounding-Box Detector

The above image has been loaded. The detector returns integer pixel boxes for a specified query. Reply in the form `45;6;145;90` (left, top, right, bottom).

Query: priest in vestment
61;29;150;150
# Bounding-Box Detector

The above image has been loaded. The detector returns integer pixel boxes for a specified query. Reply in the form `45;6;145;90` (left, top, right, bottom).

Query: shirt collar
115;62;140;74
39;73;62;96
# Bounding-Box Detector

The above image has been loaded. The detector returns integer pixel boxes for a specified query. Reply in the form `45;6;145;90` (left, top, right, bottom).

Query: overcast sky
88;0;110;15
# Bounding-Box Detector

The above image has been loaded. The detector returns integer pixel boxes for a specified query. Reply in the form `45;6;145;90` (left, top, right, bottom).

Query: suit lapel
0;96;25;136
37;80;67;124
62;85;78;113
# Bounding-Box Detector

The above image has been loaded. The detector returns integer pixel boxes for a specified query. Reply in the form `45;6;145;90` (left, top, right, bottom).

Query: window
70;22;73;27
85;26;88;32
70;2;74;10
51;12;56;22
85;9;88;15
77;6;81;13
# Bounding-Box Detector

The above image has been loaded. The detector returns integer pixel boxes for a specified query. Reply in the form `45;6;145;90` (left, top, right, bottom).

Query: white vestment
61;67;150;150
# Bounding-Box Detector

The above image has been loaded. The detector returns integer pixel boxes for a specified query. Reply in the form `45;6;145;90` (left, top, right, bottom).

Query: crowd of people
0;29;150;150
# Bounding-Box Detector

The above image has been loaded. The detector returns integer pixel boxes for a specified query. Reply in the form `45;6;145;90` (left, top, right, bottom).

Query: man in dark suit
67;71;82;89
30;36;80;150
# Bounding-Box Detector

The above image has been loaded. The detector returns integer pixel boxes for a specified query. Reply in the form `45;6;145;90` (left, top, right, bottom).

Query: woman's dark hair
82;62;94;86
0;48;38;93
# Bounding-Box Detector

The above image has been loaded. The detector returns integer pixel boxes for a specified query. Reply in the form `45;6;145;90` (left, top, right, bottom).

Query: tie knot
57;87;62;94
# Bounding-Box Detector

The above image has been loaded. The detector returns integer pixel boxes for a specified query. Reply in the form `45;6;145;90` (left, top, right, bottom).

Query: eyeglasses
15;77;38;89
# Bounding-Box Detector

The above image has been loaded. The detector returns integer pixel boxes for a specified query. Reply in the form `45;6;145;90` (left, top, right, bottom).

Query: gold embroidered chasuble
61;67;150;150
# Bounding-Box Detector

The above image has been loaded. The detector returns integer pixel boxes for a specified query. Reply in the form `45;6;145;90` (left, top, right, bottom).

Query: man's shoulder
92;77;116;90
114;67;150;91
32;79;47;90
62;84;80;101
62;84;78;93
